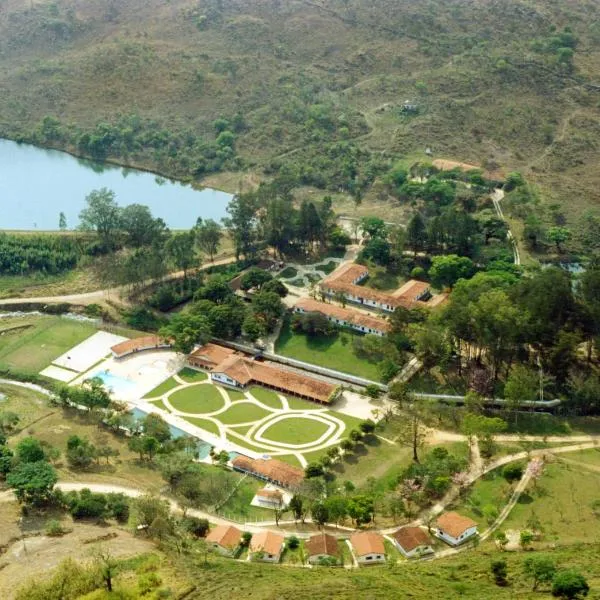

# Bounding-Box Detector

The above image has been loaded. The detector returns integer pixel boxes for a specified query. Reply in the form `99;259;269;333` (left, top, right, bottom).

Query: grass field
143;376;180;398
178;367;207;383
501;460;600;546
182;416;221;438
249;386;283;410
275;316;382;381
217;403;272;425
168;384;225;414
226;388;247;402
216;476;275;521
0;316;95;373
261;417;330;445
0;382;55;430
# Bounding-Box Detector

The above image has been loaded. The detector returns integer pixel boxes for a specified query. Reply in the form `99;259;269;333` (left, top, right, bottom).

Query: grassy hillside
2;0;600;222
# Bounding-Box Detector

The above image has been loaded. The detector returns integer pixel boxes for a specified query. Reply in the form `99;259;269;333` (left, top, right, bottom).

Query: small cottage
349;531;386;565
249;531;285;563
391;526;434;558
434;512;478;546
205;524;242;556
305;533;339;565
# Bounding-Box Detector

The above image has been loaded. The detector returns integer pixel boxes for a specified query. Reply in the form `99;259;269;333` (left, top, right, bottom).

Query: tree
94;549;118;593
142;413;172;443
502;463;524;483
78;188;121;248
16;437;45;463
166;231;197;278
461;413;507;458
242;313;265;342
324;496;348;526
305;462;324;478
491;559;508;586
121;203;167;247
519;530;534;549
347;495;375;525
396;402;428;463
0;411;19;433
223;192;260;260
58;211;67;231
252;290;284;332
552;570;589;599
66;435;97;469
159;312;211;354
195;218;222;262
262;278;288;298
289;494;304;522
547;227;572;253
311;501;329;528
240;268;273;291
429;254;476;289
130;494;171;531
524;556;557;591
504;365;538;422
361;237;391;265
360;216;387;239
406;213;427;255
7;461;57;505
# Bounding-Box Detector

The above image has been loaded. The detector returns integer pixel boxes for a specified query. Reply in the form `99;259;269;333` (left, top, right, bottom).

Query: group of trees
224;184;348;260
159;270;285;350
35;112;241;180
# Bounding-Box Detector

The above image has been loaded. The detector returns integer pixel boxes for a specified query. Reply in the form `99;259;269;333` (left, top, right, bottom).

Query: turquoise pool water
93;370;137;396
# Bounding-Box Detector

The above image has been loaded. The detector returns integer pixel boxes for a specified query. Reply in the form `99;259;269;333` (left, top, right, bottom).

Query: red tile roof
206;524;241;550
305;533;339;558
350;531;385;556
232;456;304;489
111;336;171;358
436;512;478;538
250;530;285;556
188;343;237;368
295;297;390;333
321;262;369;287
391;526;432;552
392;279;430;300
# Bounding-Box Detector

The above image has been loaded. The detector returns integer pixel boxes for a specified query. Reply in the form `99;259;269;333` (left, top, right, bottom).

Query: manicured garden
182;416;221;437
261;416;331;445
249;386;283;409
275;316;382;381
178;367;207;383
143;376;179;399
217;402;272;425
168;384;225;414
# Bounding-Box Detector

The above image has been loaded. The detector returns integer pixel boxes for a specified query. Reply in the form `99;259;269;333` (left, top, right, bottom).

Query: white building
350;531;386;565
390;526;434;558
434;512;478;546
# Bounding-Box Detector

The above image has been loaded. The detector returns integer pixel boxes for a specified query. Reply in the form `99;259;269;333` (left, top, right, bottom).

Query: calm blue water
131;407;213;459
0;138;233;230
93;370;138;395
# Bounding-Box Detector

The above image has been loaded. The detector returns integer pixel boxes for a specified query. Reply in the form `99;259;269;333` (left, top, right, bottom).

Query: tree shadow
517;492;534;505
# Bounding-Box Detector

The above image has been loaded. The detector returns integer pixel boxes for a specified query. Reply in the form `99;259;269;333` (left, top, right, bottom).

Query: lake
0;138;233;230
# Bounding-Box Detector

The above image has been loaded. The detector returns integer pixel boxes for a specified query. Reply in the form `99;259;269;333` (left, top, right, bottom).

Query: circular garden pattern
255;414;337;449
168;383;225;414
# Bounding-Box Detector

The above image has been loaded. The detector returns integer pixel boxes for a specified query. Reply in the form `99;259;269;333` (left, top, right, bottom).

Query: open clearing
275;315;382;382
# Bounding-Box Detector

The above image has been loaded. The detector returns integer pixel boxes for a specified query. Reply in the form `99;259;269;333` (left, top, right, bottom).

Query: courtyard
142;372;364;468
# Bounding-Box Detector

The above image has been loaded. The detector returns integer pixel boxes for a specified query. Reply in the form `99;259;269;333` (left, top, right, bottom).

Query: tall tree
223;192;259;260
406;213;427;255
120;203;167;247
78;188;121;248
195;218;222;262
166;231;197;278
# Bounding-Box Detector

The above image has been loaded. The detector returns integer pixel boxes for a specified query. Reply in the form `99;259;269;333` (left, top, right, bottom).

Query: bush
365;384;381;399
180;516;209;537
552;570;589;599
287;535;300;550
502;463;524;483
138;572;162;596
410;266;426;279
83;304;103;318
241;531;252;546
491;559;508;586
45;519;65;537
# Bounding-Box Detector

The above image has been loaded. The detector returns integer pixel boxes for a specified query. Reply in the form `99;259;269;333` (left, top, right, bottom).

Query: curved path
0;256;236;307
144;378;348;467
492;188;521;266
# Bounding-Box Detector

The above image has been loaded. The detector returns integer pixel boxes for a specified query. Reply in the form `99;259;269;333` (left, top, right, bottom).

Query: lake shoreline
0;138;233;231
0;135;240;196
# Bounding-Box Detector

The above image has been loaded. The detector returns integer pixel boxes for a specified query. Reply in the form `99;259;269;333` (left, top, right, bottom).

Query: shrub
551;570;589;599
287;535;300;550
491;559;508;586
45;519;65;537
365;384;381;399
138;572;162;596
241;531;252;546
180;516;209;538
502;463;524;483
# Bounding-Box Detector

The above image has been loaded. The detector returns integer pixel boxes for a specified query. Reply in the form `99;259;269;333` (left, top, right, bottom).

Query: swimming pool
92;370;138;396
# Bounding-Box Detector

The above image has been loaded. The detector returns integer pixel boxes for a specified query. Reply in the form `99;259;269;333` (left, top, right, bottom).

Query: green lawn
285;395;325;411
275;316;382;381
216;477;275;521
501;461;600;546
218;402;271;425
315;261;338;275
450;467;513;526
168;384;225;414
178;367;207;383
562;447;600;466
0;383;55;430
249;386;283;409
147;398;170;413
182;417;221;438
225;431;277;454
261;416;330;445
225;388;247;402
273;454;304;468
279;266;298;279
0;316;96;373
143;377;180;399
